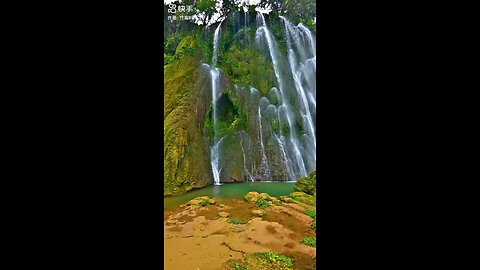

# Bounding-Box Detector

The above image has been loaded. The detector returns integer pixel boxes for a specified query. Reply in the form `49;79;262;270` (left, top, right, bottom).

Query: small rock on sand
219;212;229;218
251;210;266;217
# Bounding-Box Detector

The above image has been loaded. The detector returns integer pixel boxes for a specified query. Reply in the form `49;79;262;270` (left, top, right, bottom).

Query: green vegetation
233;261;251;270
255;197;270;208
302;236;316;247
227;217;248;224
223;251;295;270
253;251;294;269
204;87;248;140
200;199;210;207
304;209;316;219
273;200;283;206
294;171;316;196
164;34;211;196
304;209;316;229
289;191;316;205
220;43;275;96
271;119;290;135
222;259;252;270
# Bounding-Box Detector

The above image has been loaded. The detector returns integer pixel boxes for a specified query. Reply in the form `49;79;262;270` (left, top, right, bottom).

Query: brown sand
164;198;316;270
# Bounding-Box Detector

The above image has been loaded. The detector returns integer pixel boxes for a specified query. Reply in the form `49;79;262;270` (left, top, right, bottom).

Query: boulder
294;171;316;196
245;192;260;203
251;209;266;217
219;212;230;218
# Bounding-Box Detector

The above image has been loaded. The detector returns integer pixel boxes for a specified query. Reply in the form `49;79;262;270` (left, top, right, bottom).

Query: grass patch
303;236;316;247
222;259;251;270
304;209;316;219
255;197;270;208
253;251;294;269
311;219;316;229
227;217;248;224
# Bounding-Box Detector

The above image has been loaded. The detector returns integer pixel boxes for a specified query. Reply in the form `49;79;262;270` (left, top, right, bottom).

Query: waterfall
258;107;271;179
240;134;254;182
298;24;316;59
202;12;315;185
207;22;223;184
210;67;220;137
280;16;316;154
255;12;307;179
212;22;222;65
211;137;224;185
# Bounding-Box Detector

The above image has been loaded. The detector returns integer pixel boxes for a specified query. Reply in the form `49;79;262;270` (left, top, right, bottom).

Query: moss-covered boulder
294;171;316;196
245;191;261;202
289;191;316;205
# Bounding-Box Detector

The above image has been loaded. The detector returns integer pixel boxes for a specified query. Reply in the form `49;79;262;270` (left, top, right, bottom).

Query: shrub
303;237;316;247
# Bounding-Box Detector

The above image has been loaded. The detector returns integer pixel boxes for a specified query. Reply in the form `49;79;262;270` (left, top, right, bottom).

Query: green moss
227;217;248;224
303;236;316;247
304;209;316;219
252;251;294;269
204;88;248;140
223;251;295;270
175;35;197;58
195;32;213;64
304;209;316;229
294;171;316;196
255;197;270;208
164;53;174;66
200;199;210;207
289;192;316;205
164;35;210;196
222;259;252;270
271;119;290;135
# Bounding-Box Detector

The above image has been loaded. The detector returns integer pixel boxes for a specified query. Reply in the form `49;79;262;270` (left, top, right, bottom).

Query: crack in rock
221;241;246;255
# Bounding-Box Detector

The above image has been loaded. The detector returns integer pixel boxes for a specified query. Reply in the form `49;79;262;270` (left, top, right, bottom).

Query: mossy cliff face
164;35;213;196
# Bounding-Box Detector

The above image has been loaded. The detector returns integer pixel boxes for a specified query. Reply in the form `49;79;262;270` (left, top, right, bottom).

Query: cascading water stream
209;22;223;185
211;137;223;185
280;16;316;153
298;24;316;58
203;12;315;185
255;12;307;179
212;22;222;66
240;135;254;182
257;107;271;179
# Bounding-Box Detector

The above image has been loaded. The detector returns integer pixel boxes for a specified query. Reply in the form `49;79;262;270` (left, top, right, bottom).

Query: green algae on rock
294;171;316;196
289;191;316;205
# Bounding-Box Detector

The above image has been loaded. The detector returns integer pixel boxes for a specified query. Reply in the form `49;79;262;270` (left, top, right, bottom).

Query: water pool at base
164;182;296;209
